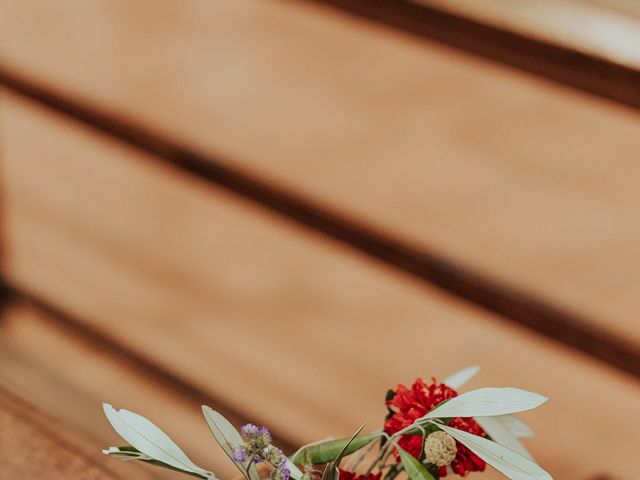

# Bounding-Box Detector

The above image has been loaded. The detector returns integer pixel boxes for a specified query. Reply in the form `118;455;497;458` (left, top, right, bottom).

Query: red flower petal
384;378;487;478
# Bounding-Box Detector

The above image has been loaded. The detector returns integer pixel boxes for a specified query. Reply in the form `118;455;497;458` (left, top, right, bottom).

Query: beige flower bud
424;431;457;467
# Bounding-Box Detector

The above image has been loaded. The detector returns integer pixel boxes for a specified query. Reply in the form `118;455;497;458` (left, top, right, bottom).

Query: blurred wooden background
1;1;639;479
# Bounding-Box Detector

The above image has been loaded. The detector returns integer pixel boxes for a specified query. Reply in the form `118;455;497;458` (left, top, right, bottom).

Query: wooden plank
412;0;640;66
0;383;137;480
2;65;637;378
1;96;639;479
0;303;240;480
310;0;640;108
1;0;640;352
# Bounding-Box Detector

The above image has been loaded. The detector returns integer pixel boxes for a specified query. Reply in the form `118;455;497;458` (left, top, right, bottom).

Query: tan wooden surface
0;303;237;480
415;0;640;68
1;0;640;346
1;95;639;479
0;382;150;480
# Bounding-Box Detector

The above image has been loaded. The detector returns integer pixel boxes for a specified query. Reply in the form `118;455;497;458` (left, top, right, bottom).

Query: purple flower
258;426;272;443
240;424;260;439
232;447;247;463
235;423;286;477
279;464;291;480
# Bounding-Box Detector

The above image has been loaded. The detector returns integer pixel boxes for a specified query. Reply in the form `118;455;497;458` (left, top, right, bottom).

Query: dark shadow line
0;277;297;453
0;65;638;380
0;90;13;319
304;0;640;112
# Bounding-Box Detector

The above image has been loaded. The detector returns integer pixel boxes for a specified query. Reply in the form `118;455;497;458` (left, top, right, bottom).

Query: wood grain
1;0;639;350
2;64;637;377
0;384;143;480
310;0;640;108
1;96;637;479
0;303;238;480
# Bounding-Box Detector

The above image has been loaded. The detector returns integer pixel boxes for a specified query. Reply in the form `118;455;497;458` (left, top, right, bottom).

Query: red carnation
338;469;381;480
384;378;486;477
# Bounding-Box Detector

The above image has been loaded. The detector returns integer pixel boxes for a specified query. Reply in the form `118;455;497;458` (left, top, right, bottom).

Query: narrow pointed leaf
435;424;552;480
289;437;335;463
498;415;535;438
334;425;365;469
103;404;211;477
475;417;534;460
286;457;304;480
291;432;381;465
421;388;547;420
443;366;480;390
321;425;366;480
396;445;435;480
103;445;151;461
103;446;211;478
201;406;259;480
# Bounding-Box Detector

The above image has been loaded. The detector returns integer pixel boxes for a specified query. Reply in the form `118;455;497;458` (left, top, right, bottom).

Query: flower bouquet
103;366;552;480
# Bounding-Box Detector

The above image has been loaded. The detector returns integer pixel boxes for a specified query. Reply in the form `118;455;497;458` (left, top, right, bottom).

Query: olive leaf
103;446;211;479
420;388;547;420
396;445;435;480
496;415;535;438
103;404;214;478
474;417;534;460
291;432;381;466
285;457;304;480
201;406;259;480
321;425;365;480
435;423;552;480
442;366;480;390
103;445;152;461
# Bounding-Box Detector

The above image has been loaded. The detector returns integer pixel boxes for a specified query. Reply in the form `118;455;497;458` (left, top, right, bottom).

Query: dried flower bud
424;431;457;467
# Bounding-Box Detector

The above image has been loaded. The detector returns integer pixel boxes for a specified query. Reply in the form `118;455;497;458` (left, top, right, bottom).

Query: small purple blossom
232;447;247;463
240;423;260;439
258;426;272;442
279;464;291;480
234;423;289;479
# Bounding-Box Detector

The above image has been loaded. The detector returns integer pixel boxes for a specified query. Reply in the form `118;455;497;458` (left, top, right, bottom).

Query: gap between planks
0;67;638;378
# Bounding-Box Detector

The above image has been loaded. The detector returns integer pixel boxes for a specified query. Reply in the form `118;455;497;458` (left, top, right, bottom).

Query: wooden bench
1;1;639;479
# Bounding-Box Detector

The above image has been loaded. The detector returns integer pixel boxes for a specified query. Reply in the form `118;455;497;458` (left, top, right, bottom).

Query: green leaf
103;446;211;479
442;366;480;390
291;432;381;466
385;389;396;421
285;457;304;480
434;424;551;480
398;423;441;437
201;406;259;480
333;425;365;470
103;404;213;478
420;388;547;421
396;446;435;480
321;425;366;480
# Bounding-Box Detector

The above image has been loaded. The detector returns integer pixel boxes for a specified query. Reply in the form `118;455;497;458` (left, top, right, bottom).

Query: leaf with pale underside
103;404;212;478
396;445;435;480
420;388;547;420
103;446;211;478
474;417;534;460
201;406;259;480
497;415;535;438
103;445;151;461
443;366;480;390
434;423;552;480
285;457;304;480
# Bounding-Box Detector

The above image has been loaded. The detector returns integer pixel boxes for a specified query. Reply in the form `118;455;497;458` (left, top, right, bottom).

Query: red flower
338;469;381;480
383;378;486;477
